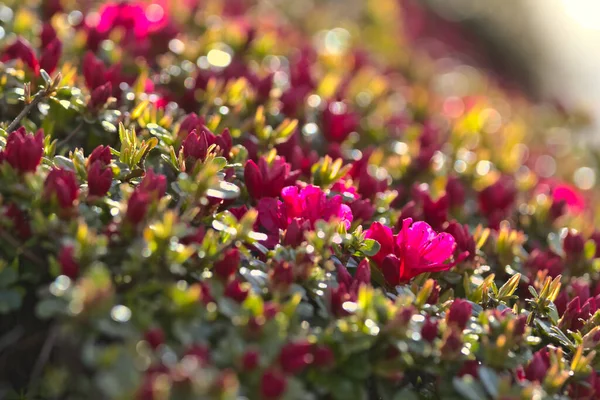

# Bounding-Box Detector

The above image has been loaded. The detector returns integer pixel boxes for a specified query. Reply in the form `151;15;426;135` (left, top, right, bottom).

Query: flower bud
446;299;472;330
312;345;335;368
241;350;259;371
421;318;438;342
2;127;44;173
279;341;313;373
39;38;61;74
224;280;249;303
260;369;287;399
144;328;165;350
125;190;150;225
44;168;79;209
524;350;549;382
87;161;112;197
214;248;240;281
58;246;79;279
88;82;112;111
564;230;585;258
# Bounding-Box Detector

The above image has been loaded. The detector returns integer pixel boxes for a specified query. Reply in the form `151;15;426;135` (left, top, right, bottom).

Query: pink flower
281;185;353;229
365;218;456;285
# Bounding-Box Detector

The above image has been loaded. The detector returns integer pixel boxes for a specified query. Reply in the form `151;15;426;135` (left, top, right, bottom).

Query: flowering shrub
1;0;600;399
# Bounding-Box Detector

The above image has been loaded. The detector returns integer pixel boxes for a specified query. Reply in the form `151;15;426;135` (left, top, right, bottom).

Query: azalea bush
2;0;600;399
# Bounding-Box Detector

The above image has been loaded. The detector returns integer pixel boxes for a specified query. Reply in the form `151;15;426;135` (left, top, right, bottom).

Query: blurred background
271;0;600;140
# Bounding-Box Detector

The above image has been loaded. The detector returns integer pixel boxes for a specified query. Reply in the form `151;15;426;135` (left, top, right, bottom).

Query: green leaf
359;239;381;257
477;366;499;398
452;377;487;400
0;267;18;288
0;289;22;313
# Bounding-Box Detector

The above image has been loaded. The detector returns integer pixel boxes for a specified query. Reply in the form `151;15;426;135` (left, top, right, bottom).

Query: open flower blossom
365;218;457;285
255;185;353;248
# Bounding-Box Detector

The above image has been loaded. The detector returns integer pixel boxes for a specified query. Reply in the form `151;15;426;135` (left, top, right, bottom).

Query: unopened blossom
322;101;360;143
446;299;472;330
58;246;79;279
2;38;39;75
1;127;44;173
244;156;299;200
366;218;456;285
478;175;517;229
44;168;79;209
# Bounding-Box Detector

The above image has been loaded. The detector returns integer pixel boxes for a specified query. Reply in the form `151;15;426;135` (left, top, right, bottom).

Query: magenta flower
255;185;353;248
281;185;353;229
365;218;456;285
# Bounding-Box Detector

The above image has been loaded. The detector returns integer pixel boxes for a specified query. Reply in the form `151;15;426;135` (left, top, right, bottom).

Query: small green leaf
359;239;381;257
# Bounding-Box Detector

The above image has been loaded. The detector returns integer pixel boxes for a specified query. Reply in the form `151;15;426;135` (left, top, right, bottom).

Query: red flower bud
215;128;233;160
441;329;463;354
524;350;549;382
39;38;61;74
58;246;79;279
4;204;31;240
349;198;375;223
312;345;335;368
144;328;165;350
241;350;259;371
139;169;167;198
2;38;39;75
283;218;309;247
214;248;240;281
178;113;204;138
446;299;472;330
224;280;248;303
458;360;480;377
564;230;585;258
354;259;371;286
330;283;352;317
41;23;57;48
426;280;441;305
44;168;79;209
83;52;107;90
87;161;112;197
445;221;475;262
88;145;112;167
279;341;313;373
125;190;150;225
184;345;211;366
271;261;294;289
260;369;287;399
381;254;402;287
478;176;516;229
422;193;449;231
446;176;466;209
182;128;211;166
322;101;359;143
244;156;297;200
89;82;112;111
2;127;44;173
421;318;438;342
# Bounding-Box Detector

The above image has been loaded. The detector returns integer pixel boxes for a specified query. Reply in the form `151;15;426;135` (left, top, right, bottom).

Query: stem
58;120;84;147
0;229;45;266
6;91;47;133
27;325;58;395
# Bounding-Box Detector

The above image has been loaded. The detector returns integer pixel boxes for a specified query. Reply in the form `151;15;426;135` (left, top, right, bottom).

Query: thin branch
0;229;45;266
58;120;85;147
27;325;58;396
6;91;47;133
